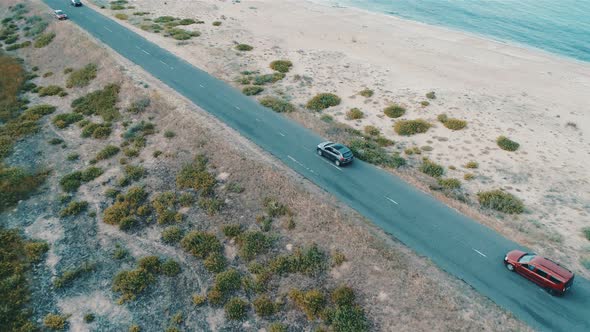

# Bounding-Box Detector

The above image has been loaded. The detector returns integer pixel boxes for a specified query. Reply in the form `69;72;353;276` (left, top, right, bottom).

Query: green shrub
176;155;217;196
437;178;461;190
465;161;478;169
164;130;175;138
242;86;264;96
162;226;183;244
363;125;380;136
222;224;243;238
193;294;206;306
198;196;224;215
331;285;355;307
237;231;273;260
259;96;295;113
204;252;227;273
214;268;242;296
181;231;222;258
161;259;181;276
24;241;49;262
96;145;120;160
306;93;341;111
426;91;436;99
48;138;64;145
138;256;161;274
346;108;364;120
152;191;178;224
178;193;193;207
497;136;519;151
34;32;55;48
236;44;253;51
53;262;95;288
289;289;325;320
269;60;292;73
103;187;149;228
477;190;524;214
43;313;68;330
84;313;95;323
60;200;89;217
359;88;374;97
329;303;369;332
438;114;467;130
269;244;327;276
253;73;285;85
167;28;200;40
0;166;49;211
464;173;475;181
154;16;176;23
393;119;431;136
420;159;444;178
71;84;120;121
583;227;590;241
212;21;222;26
374;136;394;147
263;197;289;217
383;105;405;118
331;250;346;267
348;139;405;168
268;323;287;332
59;167;103;192
112;268;155;303
253;295;277;317
129;325;140;332
225;297;248;320
81;122;112;139
5;41;31;51
124;165;146;182
127;98;150;113
66;63;98;89
421;100;430;107
52;113;84;129
115;13;128;20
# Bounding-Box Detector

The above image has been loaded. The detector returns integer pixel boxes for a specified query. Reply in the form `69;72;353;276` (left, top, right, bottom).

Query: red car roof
531;256;573;280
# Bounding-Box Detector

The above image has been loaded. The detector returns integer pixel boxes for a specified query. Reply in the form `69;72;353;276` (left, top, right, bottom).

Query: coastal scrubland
0;1;531;331
87;0;590;276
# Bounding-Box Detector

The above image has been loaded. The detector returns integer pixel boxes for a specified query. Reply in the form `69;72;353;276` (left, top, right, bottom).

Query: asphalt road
43;2;590;331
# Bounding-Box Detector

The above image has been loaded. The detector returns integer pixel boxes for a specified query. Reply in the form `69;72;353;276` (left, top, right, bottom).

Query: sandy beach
88;0;590;274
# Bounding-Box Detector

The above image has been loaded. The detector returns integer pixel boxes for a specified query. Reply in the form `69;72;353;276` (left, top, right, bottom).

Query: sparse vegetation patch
394;119;431;136
477;190;524;214
497;136;520;151
269;60;292;73
259;96;295;113
383;105;405;118
306;93;341;111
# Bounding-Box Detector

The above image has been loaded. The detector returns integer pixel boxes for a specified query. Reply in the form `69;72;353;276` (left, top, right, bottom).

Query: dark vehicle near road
504;250;574;296
54;9;67;20
71;0;82;6
317;141;354;166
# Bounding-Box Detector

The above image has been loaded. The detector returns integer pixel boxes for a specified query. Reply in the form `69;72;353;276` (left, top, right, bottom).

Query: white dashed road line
255;118;261;122
104;26;112;32
278;132;286;137
159;60;168;66
473;249;487;258
384;196;399;205
301;146;311;152
199;84;205;88
235;106;241;111
315;156;343;171
287;155;315;174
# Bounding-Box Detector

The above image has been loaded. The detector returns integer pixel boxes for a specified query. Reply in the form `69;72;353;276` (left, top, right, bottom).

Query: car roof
531;256;573;280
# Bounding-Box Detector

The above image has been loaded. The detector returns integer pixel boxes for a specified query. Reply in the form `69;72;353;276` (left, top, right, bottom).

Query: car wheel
317;149;323;157
505;263;515;271
334;159;340;166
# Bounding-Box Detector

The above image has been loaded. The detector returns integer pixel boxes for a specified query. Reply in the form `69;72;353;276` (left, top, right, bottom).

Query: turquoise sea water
321;0;590;63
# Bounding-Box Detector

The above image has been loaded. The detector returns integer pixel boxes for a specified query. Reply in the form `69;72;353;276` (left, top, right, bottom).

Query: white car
54;10;68;20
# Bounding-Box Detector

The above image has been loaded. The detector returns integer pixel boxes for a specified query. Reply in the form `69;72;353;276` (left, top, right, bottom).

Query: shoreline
305;0;590;67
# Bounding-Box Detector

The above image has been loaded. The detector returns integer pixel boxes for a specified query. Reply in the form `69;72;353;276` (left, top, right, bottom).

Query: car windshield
518;253;536;264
